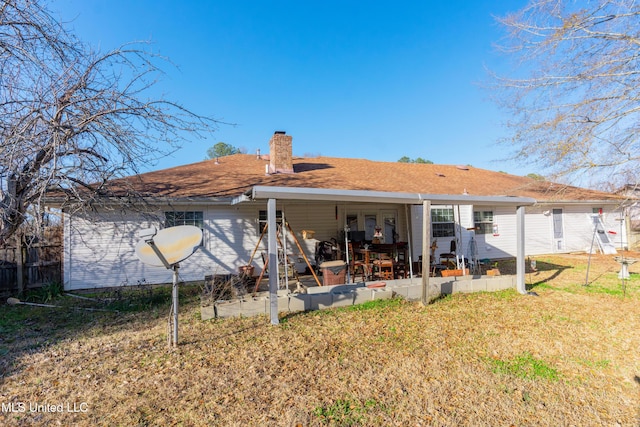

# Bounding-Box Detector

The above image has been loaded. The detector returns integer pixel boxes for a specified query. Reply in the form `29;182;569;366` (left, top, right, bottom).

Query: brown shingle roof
107;154;621;202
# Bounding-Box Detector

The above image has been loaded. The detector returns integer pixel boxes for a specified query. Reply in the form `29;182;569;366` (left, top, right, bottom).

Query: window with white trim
431;207;455;237
164;211;205;246
165;211;204;228
258;210;282;232
473;210;494;235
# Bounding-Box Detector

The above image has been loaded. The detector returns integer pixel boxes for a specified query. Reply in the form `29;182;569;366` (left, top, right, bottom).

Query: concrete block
277;295;290;313
242;297;267;316
289;294;310;312
392;286;409;298
307;285;335;294
469;279;488;293
309;293;333;310
406;283;424;300
372;288;393;300
214;300;243;318
331;284;362;293
440;280;454;295
454;279;477;293
331;290;355;307
201;305;215;321
353;287;373;304
487;276;514;291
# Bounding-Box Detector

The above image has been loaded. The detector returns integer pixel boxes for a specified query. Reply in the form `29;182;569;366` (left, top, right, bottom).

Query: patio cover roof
242;186;533;325
237;185;538;207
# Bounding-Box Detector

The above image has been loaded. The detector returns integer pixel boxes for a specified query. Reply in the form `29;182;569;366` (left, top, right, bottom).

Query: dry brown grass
1;253;639;426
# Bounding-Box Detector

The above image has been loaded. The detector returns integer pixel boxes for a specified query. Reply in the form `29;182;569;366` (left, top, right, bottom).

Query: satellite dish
134;225;203;347
135;225;203;267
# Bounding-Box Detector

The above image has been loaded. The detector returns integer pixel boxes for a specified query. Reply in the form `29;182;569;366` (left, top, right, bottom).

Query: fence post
16;232;24;295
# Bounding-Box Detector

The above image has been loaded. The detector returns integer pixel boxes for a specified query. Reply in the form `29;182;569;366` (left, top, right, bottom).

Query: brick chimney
268;131;294;174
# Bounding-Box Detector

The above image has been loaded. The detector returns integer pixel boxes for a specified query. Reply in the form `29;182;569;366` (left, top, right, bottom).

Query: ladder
590;215;617;255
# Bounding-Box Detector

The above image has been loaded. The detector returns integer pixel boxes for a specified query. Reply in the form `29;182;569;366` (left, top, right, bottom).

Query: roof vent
435;173;445;177
456;165;470;171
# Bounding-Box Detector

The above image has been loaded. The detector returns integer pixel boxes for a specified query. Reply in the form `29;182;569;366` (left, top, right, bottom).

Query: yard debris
7;297;116;312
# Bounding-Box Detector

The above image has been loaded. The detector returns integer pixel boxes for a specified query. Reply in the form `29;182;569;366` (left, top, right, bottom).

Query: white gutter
230;194;252;205
47;196;235;209
534;200;624;206
248;186;536;207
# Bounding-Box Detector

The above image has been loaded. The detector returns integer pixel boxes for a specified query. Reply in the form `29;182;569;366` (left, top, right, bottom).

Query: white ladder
590;215;617;255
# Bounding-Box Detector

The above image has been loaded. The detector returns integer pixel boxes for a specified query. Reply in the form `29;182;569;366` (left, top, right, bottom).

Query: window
345;210;399;243
346;214;358;231
473;210;494;235
364;214;377;241
258;210;282;232
165;211;204;246
382;213;397;243
165;211;204;228
431;208;455;237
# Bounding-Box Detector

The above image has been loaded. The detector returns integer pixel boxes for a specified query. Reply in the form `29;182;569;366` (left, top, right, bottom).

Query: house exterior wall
410;203;625;264
62;199;624;290
62;201;410;290
63;208;214;290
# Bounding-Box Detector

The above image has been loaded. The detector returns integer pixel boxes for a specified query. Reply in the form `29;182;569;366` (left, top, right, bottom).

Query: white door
552;208;564;252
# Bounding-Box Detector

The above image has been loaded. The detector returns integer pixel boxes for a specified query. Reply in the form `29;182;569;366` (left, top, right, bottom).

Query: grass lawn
1;253;639;426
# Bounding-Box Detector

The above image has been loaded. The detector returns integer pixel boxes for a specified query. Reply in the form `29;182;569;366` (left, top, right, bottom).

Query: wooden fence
0;244;62;295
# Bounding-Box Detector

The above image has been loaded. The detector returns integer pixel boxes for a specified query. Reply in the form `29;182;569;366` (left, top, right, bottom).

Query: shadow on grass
520;260;572;290
0;283;202;387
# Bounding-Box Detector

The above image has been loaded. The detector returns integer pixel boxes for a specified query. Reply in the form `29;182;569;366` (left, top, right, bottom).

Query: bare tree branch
490;0;640;189
0;0;219;243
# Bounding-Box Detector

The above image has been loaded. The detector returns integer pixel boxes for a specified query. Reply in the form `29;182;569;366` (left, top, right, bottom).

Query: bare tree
0;0;218;244
490;0;640;189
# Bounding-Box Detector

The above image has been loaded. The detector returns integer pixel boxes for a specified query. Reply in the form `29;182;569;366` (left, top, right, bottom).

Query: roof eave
247;186;536;207
534;199;624;206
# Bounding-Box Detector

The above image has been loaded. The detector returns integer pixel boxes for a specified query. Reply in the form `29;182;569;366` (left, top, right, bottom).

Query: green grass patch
313;397;385;426
24;281;64;303
346;296;405;312
303;296;406;318
488;352;559;381
490;288;520;300
576;358;611;369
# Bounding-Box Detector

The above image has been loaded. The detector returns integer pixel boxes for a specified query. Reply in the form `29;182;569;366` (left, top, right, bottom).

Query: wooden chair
372;258;394;280
394;247;408;279
348;243;368;282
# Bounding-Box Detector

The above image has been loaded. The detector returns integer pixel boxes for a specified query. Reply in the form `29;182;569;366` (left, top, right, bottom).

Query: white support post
172;264;179;346
516;205;526;294
421;200;431;305
405;205;414;278
267;199;279;324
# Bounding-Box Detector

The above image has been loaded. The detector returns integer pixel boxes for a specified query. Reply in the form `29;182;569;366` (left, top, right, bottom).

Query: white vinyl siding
62;200;626;290
63;201;355;289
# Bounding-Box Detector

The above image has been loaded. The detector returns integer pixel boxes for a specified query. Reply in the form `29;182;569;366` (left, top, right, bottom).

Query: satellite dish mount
135;225;203;347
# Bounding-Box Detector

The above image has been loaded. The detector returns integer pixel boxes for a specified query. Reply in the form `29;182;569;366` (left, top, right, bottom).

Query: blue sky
56;0;533;175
